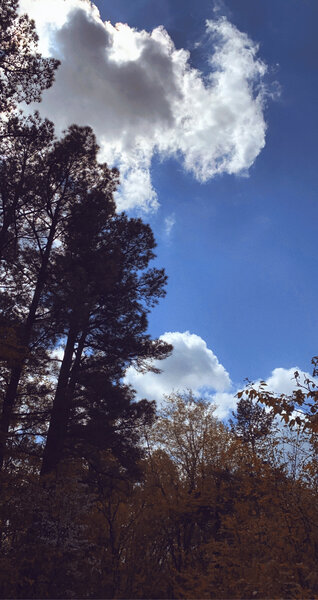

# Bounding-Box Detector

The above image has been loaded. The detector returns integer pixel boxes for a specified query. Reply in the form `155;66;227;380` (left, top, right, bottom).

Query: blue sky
98;0;318;377
20;0;318;415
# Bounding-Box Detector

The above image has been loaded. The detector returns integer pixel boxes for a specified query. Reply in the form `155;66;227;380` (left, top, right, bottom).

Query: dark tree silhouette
40;192;171;476
0;125;119;469
0;113;55;262
230;395;274;455
0;0;59;115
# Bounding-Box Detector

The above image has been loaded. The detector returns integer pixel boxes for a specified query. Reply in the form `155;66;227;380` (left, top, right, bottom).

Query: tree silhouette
40;192;171;476
0;125;119;469
0;0;59;116
230;395;274;455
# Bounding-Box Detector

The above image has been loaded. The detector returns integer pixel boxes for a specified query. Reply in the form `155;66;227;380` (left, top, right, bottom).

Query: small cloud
115;165;159;213
164;213;176;236
212;0;228;16
204;390;237;419
264;367;310;396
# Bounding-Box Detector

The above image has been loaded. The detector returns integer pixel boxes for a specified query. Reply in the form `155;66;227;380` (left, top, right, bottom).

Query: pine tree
0;124;119;469
0;0;59;116
40;192;171;476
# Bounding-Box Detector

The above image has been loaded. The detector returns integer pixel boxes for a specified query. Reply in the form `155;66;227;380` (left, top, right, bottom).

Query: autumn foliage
1;392;318;598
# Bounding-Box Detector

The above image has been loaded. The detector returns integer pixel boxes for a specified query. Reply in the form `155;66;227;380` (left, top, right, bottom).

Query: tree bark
40;321;79;477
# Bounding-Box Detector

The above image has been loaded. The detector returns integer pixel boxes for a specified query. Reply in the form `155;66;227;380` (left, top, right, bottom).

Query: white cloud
235;367;314;426
245;367;311;398
209;368;311;420
164;213;176;236
265;367;305;396
19;0;270;211
125;333;314;420
125;331;231;405
206;391;238;419
115;164;159;213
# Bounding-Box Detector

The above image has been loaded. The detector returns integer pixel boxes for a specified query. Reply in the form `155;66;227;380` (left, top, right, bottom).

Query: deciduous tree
230;395;274;456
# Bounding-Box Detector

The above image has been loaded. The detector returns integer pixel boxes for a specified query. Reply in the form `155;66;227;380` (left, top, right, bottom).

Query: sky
19;0;318;417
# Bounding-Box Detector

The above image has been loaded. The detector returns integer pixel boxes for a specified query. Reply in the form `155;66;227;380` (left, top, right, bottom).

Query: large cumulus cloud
20;0;269;211
124;331;231;405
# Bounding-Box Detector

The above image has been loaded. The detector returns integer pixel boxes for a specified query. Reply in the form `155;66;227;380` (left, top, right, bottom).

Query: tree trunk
0;151;27;260
40;322;79;477
0;210;59;470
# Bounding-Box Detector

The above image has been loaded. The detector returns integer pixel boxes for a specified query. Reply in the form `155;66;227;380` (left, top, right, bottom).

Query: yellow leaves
2;386;318;598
